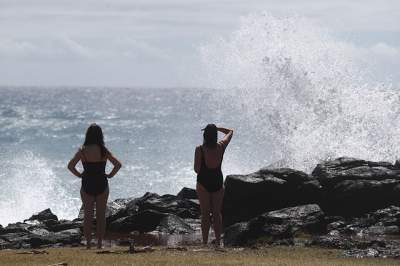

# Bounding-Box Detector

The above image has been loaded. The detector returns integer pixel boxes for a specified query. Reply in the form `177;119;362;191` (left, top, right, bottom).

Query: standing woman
194;124;233;246
68;123;121;249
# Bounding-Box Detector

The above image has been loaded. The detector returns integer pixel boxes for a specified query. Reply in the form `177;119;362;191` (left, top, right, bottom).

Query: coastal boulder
224;204;325;246
223;168;321;226
25;208;58;222
312;157;400;216
156;215;195;234
77;197;134;222
138;193;200;219
105;192;200;223
108;209;194;234
177;187;198;200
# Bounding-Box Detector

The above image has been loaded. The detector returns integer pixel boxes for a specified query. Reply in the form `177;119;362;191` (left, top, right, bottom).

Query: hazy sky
0;0;399;87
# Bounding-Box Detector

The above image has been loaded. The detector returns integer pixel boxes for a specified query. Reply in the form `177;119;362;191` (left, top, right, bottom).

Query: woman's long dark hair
203;124;218;148
83;123;108;158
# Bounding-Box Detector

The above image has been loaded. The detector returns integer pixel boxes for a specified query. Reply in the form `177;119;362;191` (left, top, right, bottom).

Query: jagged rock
156;214;195;234
310;235;356;249
108;210;168;233
224;204;324;246
0;232;31;248
223;168;321;226
108;209;194;235
313;157;400;186
25;209;58;222
104;192;200;224
312;157;400;216
2;223;30;234
177;187;198;200
371;205;400;226
27;228;82;248
53;228;82;245
330;206;400;237
0;238;11;249
138;193;200;219
45;220;82;232
343;240;400;258
77;197;134;222
223;222;250;246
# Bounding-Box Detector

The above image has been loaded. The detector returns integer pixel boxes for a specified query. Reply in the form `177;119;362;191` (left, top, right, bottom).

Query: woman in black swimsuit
68;124;121;249
194;124;233;246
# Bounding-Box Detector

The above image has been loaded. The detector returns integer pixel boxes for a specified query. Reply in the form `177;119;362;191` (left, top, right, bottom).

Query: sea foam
200;13;400;171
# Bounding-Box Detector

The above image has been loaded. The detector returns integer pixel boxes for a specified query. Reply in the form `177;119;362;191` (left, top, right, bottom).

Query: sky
0;0;399;87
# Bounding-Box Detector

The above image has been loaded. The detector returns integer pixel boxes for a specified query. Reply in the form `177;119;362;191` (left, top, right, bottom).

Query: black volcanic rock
138;193;200;219
108;209;168;233
224;204;324;246
2;223;30;234
177;187;198;200
77;197;134;222
156;215;195;234
223;168;321;227
25;208;58;222
312;157;400;187
45;220;82;232
312;157;400;216
105;192;200;224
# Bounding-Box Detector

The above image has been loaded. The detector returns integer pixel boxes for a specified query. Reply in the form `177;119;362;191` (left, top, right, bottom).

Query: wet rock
45;219;82;232
0;238;11;249
177;187;198;200
108;210;168;233
53;228;82;245
25;208;58;222
27;228;82;248
223;222;251;246
0;232;31;248
344;248;380;258
156;214;195;234
2;223;30;234
223;168;321;226
310;235;355;249
343;240;400;259
224;204;324;246
105;192;200;222
77;197;134;222
371;205;400;226
312;157;400;216
108;209;194;235
313;157;400;186
138;193;200;219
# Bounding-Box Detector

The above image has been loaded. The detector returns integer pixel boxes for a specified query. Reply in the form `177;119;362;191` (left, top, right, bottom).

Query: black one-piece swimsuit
197;146;224;193
81;160;108;196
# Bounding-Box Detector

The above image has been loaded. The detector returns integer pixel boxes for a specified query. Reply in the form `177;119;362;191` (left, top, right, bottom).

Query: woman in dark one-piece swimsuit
194;124;233;246
68;123;121;249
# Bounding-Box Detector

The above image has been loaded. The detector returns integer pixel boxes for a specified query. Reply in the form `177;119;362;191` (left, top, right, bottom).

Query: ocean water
0;87;269;226
1;13;399;226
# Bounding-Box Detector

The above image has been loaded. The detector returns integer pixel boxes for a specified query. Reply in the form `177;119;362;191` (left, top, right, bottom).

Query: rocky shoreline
2;157;400;259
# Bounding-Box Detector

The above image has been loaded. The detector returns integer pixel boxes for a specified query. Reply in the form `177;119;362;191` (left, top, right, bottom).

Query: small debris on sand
16;250;49;255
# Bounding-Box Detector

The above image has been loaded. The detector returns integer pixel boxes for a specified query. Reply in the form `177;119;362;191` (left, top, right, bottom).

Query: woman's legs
211;188;224;246
95;187;109;249
80;189;95;249
196;183;211;245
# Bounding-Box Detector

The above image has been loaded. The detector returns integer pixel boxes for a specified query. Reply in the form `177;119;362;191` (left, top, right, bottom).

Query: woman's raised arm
217;127;233;148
